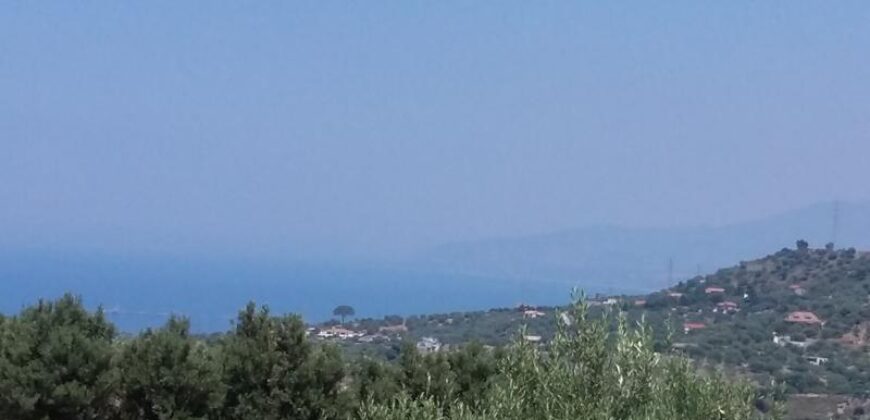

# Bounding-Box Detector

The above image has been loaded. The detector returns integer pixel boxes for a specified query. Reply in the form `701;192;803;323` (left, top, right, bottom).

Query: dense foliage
117;316;222;419
359;298;782;420
0;295;117;419
0;293;773;420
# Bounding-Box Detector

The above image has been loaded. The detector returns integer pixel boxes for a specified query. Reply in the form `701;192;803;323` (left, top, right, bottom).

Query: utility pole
832;200;840;247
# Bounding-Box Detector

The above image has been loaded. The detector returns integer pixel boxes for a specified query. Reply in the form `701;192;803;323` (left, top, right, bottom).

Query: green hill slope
336;241;870;397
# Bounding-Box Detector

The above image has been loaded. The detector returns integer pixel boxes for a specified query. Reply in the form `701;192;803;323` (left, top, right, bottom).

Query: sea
0;251;604;333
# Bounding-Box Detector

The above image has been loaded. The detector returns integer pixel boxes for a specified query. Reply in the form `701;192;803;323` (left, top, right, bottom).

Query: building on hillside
789;284;807;296
416;337;442;353
378;324;408;335
804;356;829;366
683;322;706;334
705;286;725;294
633;299;647;307
715;301;739;313
785;311;823;325
667;292;684;298
773;333;813;348
839;324;869;348
317;326;363;339
772;333;788;346
523;309;546;319
358;333;389;343
523;335;543;343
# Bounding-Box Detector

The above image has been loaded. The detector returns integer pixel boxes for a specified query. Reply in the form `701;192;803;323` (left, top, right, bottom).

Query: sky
2;2;869;260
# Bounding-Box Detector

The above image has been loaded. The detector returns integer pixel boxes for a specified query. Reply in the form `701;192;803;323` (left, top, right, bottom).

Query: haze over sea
0;251;585;332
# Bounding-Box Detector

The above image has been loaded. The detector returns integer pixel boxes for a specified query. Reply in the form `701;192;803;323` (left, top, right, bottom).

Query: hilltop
650;242;870;395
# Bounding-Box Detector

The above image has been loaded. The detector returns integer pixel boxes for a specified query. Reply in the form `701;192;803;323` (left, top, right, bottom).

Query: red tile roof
785;311;823;325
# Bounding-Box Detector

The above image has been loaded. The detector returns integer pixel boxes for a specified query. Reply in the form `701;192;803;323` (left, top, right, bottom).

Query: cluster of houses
311;322;410;343
516;304;546;344
677;286;735;333
516;304;547;318
312;279;829;356
416;337;442;353
713;300;739;314
589;297;619;306
314;326;365;340
310;323;449;354
675;282;827;335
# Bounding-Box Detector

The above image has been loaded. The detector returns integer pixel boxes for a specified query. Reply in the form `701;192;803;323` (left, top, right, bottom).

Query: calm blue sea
0;252;594;332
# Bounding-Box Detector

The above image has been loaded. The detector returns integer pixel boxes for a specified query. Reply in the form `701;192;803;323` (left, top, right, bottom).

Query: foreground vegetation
0;293;777;420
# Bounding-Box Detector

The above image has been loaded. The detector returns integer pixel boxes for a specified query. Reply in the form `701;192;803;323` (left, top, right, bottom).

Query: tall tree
0;294;117;420
332;305;355;324
220;303;347;420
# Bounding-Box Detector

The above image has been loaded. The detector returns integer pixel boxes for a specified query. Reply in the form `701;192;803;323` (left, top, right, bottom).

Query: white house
416;337;442;353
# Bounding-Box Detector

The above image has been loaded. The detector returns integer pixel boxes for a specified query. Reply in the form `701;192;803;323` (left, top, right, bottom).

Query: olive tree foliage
359;295;785;420
0;294;117;420
350;339;500;414
219;303;347;420
117;316;223;420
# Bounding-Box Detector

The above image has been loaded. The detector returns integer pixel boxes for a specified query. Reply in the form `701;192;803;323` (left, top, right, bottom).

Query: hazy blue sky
2;2;869;260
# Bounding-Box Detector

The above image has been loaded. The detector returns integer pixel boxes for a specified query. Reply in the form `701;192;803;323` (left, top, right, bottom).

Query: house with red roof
715;301;739;313
683;322;706;333
785;311;823;325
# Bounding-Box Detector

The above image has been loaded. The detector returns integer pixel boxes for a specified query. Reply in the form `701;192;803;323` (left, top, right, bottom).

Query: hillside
650;242;870;395
421;202;870;292
321;242;870;417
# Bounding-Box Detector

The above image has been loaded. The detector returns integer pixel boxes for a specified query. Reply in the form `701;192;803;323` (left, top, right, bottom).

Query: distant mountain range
420;201;870;292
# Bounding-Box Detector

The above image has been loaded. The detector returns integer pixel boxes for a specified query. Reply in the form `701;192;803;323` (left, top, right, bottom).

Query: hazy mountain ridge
423;201;870;291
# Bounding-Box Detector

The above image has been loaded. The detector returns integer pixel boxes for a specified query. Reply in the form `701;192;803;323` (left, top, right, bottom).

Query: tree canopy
333;305;355;323
0;294;774;420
